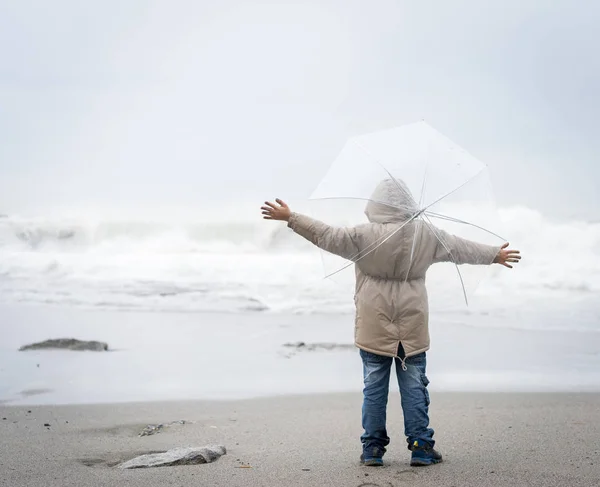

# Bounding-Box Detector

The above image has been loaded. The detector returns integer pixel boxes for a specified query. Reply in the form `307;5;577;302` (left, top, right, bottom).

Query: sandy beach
1;392;599;487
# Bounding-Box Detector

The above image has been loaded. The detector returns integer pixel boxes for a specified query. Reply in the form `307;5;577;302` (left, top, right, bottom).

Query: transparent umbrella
307;120;507;305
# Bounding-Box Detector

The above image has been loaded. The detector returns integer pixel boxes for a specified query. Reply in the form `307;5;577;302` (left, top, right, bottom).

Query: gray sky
1;0;598;220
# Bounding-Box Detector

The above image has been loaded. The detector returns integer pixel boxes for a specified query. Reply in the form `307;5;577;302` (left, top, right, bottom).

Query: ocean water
0;207;599;330
0;206;599;405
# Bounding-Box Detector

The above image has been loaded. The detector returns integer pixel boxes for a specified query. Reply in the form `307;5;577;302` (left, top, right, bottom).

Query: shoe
360;453;384;467
360;446;385;467
409;439;443;467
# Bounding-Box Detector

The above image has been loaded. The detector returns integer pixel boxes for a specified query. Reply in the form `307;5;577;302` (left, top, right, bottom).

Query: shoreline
3;388;600;409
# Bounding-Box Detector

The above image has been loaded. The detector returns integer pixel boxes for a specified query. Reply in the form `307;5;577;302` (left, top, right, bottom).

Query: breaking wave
0;207;599;327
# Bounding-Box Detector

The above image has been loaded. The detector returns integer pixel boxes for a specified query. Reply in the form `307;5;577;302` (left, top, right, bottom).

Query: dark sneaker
360;446;385;467
409;439;443;467
360;453;384;467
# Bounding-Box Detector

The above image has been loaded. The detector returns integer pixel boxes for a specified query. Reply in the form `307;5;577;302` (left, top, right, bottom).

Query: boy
261;178;520;467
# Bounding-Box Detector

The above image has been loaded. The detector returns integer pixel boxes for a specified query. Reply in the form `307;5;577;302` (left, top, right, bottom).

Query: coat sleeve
287;212;360;261
432;227;501;266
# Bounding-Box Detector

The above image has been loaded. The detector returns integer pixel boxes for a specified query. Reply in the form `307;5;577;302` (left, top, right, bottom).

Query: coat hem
355;342;430;359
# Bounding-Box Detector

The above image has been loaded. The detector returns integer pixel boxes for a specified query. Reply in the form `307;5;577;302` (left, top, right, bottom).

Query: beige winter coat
287;183;500;360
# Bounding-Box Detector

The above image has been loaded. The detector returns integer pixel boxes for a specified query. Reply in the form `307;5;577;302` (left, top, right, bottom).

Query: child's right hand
494;243;521;269
261;199;292;222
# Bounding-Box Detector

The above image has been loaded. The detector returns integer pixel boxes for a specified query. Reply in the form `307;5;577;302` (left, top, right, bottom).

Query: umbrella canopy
307;120;506;305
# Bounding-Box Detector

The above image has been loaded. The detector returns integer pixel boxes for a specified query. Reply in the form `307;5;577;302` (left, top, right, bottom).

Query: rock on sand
117;446;226;469
19;339;109;352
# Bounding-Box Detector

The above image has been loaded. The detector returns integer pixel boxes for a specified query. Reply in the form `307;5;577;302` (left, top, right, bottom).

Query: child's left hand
261;199;291;221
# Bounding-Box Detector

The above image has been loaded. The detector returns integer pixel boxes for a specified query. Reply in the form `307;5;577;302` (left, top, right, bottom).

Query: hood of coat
364;178;420;223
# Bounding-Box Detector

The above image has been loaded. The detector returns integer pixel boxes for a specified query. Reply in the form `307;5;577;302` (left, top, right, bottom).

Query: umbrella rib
418;136;431;208
418;165;429;208
424;211;506;241
419;168;485;215
310;196;403;208
308;195;421;269
343;229;400;264
404;160;429;284
422;214;469;306
323;216;417;279
407;157;430;281
404;218;422;284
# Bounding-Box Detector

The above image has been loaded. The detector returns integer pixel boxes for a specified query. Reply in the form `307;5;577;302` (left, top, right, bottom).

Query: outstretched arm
433;228;521;268
261;199;360;260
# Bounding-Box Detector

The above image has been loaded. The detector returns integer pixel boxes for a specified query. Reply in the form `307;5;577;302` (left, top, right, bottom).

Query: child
261;178;520;467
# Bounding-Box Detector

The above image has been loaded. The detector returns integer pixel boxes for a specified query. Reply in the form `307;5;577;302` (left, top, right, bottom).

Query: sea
0;206;599;405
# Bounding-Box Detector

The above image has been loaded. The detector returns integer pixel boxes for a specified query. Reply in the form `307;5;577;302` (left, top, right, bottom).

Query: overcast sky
1;0;598;220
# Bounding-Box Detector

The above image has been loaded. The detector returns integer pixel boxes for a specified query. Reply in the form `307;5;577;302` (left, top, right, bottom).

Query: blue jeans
360;348;434;456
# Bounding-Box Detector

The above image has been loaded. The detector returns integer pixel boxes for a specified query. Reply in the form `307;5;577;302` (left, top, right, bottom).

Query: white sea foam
0;207;598;330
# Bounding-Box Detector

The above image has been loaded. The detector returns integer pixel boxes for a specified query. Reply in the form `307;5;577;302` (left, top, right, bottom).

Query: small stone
2;418;6;420
139;424;164;437
44;423;51;427
302;468;310;471
27;410;32;414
